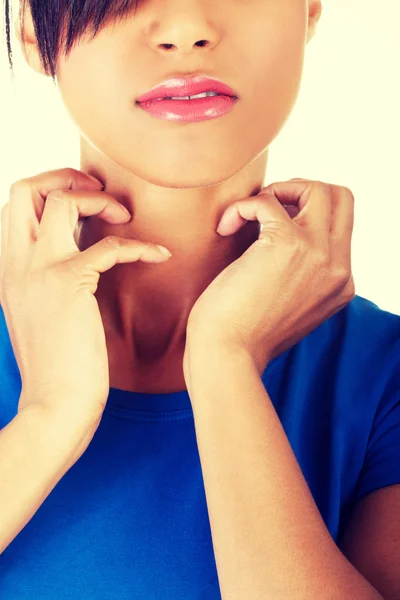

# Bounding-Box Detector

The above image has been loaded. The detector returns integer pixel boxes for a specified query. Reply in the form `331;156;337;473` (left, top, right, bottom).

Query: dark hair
3;0;138;84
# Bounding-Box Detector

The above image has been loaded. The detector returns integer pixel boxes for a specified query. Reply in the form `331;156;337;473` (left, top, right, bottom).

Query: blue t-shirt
0;295;400;599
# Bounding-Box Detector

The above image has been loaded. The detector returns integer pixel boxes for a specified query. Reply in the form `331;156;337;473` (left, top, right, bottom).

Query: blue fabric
0;295;399;599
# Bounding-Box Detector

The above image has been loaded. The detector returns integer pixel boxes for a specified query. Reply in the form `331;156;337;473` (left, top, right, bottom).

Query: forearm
0;401;97;554
185;341;384;600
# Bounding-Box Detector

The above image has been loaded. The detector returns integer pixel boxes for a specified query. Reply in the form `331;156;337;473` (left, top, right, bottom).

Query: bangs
4;0;139;82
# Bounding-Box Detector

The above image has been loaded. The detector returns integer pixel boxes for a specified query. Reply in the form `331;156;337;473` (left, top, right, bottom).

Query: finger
217;194;293;237
71;236;172;278
329;185;355;266
35;189;130;261
7;169;104;266
262;180;331;249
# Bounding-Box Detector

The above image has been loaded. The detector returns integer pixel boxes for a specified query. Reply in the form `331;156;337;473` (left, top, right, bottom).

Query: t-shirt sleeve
352;361;400;504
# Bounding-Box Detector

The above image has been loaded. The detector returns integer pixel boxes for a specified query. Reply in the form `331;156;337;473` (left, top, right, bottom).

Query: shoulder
306;294;400;382
339;294;400;340
264;294;400;425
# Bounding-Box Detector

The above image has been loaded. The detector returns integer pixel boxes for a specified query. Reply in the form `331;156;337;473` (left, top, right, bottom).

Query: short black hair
3;0;139;83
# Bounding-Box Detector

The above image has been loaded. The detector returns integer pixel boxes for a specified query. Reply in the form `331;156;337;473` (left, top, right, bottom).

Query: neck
78;141;269;378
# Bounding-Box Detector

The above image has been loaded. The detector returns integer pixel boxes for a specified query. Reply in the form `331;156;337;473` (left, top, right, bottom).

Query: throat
107;336;187;394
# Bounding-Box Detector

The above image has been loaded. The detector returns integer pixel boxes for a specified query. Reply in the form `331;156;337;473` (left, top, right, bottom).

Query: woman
0;0;399;598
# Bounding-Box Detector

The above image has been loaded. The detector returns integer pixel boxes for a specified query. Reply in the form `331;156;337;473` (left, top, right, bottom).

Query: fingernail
88;175;104;187
119;204;131;219
156;245;172;257
216;212;230;234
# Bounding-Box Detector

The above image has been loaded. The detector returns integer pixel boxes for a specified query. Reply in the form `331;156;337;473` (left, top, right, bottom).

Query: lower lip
136;95;238;122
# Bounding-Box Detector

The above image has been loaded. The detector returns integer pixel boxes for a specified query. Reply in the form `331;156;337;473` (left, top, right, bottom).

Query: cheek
56;41;124;137
241;1;307;108
244;18;307;142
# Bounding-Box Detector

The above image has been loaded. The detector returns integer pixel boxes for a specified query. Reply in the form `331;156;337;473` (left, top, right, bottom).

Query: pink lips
136;75;238;103
136;75;239;122
137;95;238;123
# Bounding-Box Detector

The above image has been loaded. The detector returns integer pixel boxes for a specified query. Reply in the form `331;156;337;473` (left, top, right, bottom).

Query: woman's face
51;0;312;187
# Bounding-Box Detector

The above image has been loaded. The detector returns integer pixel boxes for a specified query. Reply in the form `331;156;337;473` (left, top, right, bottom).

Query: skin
15;0;322;394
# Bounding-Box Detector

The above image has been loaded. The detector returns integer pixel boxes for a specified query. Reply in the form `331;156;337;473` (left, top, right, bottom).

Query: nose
146;5;220;55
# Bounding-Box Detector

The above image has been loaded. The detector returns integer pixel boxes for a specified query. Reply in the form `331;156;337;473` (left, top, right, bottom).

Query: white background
0;0;399;315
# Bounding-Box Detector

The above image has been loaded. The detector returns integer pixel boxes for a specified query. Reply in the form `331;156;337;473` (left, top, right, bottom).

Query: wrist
184;333;255;387
19;399;102;454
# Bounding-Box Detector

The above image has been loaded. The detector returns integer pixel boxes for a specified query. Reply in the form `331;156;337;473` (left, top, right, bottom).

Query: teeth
162;91;221;100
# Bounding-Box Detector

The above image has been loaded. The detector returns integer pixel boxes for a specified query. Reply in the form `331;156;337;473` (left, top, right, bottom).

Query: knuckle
331;185;355;204
313;180;327;191
46;189;67;203
311;246;329;267
45;167;75;181
330;260;352;286
9;179;28;198
301;180;326;194
341;186;355;202
59;167;76;177
344;276;356;301
102;235;120;250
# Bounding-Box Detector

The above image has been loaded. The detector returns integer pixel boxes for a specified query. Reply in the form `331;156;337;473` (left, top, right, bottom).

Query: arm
184;341;384;600
0;400;98;554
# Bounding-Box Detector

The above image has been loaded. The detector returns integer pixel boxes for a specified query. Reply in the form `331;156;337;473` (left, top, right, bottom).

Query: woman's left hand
185;179;356;376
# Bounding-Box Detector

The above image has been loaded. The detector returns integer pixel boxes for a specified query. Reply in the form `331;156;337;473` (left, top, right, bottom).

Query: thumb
217;194;292;237
216;202;248;236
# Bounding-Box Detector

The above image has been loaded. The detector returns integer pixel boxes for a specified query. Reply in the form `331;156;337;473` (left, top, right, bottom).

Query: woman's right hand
0;168;172;428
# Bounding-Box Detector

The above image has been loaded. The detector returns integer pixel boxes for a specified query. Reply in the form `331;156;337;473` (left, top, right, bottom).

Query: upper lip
136;75;238;103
